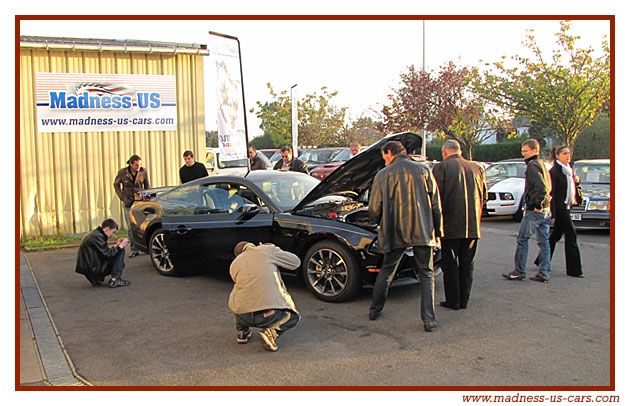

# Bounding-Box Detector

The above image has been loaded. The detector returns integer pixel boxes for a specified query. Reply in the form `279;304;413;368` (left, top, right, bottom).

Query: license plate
571;213;582;221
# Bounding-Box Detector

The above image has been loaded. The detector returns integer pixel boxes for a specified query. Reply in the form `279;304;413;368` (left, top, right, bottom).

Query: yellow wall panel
20;44;207;238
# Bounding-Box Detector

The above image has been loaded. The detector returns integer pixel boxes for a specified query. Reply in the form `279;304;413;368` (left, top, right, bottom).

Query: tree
205;130;218;147
250;83;348;147
477;20;610;151
337;115;384;147
572;112;610;160
380;62;512;159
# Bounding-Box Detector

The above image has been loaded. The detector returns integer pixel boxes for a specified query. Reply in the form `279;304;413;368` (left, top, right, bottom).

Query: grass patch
21;229;129;251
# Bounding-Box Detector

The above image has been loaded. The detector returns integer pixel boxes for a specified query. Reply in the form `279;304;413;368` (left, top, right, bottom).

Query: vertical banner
209;32;248;161
291;84;298;156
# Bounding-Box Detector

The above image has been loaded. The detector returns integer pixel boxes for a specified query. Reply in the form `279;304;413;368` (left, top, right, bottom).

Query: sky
19;18;610;138
7;1;626;404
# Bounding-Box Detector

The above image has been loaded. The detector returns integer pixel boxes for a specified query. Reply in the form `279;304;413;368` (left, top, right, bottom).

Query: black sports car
129;132;440;302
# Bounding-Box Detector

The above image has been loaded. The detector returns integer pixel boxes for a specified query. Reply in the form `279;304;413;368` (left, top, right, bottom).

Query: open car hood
292;132;423;212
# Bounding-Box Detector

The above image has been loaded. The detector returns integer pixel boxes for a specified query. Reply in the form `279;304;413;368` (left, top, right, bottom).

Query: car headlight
499;192;514;200
587;200;610;211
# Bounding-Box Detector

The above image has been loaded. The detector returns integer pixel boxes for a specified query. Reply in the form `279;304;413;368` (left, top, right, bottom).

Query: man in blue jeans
228;241;301;352
503;139;552;283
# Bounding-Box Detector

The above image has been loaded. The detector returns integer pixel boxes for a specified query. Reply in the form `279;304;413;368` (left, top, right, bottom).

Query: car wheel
303;240;361;302
149;228;178;276
512;198;525;221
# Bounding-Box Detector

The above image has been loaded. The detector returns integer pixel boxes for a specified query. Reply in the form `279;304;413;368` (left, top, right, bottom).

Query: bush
471;142;523;162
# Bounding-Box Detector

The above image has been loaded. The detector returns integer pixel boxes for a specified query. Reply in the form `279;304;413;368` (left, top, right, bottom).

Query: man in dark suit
432;140;487;310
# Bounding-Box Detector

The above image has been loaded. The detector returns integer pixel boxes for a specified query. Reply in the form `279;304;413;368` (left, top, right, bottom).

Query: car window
574;163;610;184
331;149;351;162
252;174;320;211
485;163;526;179
270;151;282;162
160;183;263;216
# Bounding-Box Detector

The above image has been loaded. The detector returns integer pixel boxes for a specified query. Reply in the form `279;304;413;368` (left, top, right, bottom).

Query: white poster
35;73;177;133
210;33;247;161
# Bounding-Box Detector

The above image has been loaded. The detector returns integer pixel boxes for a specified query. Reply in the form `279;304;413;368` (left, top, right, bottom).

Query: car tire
149;228;178;276
512;197;525;222
302;240;361;302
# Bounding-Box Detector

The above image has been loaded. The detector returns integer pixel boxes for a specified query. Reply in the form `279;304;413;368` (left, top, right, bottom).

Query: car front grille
488;192;497;201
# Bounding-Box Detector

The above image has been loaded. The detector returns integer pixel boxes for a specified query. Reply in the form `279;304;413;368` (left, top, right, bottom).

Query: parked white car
483;159;553;221
483;159;528;221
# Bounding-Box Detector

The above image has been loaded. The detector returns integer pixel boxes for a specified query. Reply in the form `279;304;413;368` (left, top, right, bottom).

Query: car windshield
250;172;321;211
299;149;338;164
212;152;271;169
573;163;610;184
485;162;527;178
269;150;282;162
331;149;351;162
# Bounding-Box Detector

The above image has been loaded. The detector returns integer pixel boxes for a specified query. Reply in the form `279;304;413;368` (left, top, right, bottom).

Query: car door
162;181;274;272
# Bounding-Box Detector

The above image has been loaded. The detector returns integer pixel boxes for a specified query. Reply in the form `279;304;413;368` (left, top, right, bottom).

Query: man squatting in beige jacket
228;241;301;352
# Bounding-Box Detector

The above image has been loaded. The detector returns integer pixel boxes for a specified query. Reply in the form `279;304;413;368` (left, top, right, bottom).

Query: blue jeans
124;207;138;254
234;309;300;338
514;209;551;277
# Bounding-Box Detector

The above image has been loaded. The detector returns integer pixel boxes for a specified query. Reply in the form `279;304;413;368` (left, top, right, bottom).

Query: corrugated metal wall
19;46;207;238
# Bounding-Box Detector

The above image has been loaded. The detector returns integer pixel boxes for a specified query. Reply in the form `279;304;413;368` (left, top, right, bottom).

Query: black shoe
369;311;381;321
109;278;131;288
129;251;139;258
85;276;101;286
439;301;459;310
529;273;549;283
424;320;438;332
503;270;526;280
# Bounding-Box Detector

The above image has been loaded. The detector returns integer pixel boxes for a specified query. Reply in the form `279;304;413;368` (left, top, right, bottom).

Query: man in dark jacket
432;140;487;310
272;145;308;174
179;150;209;184
113;154;150;258
75;218;131;288
368;141;443;331
503;139;552;283
248;145;268;171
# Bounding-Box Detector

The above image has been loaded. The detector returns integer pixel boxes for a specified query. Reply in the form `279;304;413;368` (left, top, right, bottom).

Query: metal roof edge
19;35;209;55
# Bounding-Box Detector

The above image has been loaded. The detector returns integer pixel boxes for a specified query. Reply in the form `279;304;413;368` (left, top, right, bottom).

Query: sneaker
529;273;549;283
129;251;139;258
109;278;131;288
258;328;278;352
236;329;252;344
502;270;526;280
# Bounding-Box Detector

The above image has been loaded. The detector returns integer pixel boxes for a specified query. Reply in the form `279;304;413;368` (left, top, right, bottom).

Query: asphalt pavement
18;217;612;387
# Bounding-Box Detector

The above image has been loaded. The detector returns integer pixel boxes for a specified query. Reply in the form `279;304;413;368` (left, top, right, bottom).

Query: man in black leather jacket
75;218;131;288
272;145;308;174
368;141;443;331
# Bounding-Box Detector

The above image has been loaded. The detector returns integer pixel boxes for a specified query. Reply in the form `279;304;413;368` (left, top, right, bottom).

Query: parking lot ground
19;219;611;387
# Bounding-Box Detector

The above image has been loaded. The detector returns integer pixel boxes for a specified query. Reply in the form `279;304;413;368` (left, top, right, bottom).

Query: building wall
19;47;206;238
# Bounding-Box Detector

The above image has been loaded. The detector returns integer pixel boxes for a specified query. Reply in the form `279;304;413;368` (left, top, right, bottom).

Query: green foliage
471;142;524;162
206;130;218;147
572;113;610;160
477;20;610;150
21;229;128;251
250;83;348;147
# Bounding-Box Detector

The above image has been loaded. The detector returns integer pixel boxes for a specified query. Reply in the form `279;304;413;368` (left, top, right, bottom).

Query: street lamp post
291;84;298;155
422;20;427;159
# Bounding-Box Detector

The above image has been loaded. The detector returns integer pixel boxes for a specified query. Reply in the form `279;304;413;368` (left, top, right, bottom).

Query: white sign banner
35;73;177;133
210;34;247;161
